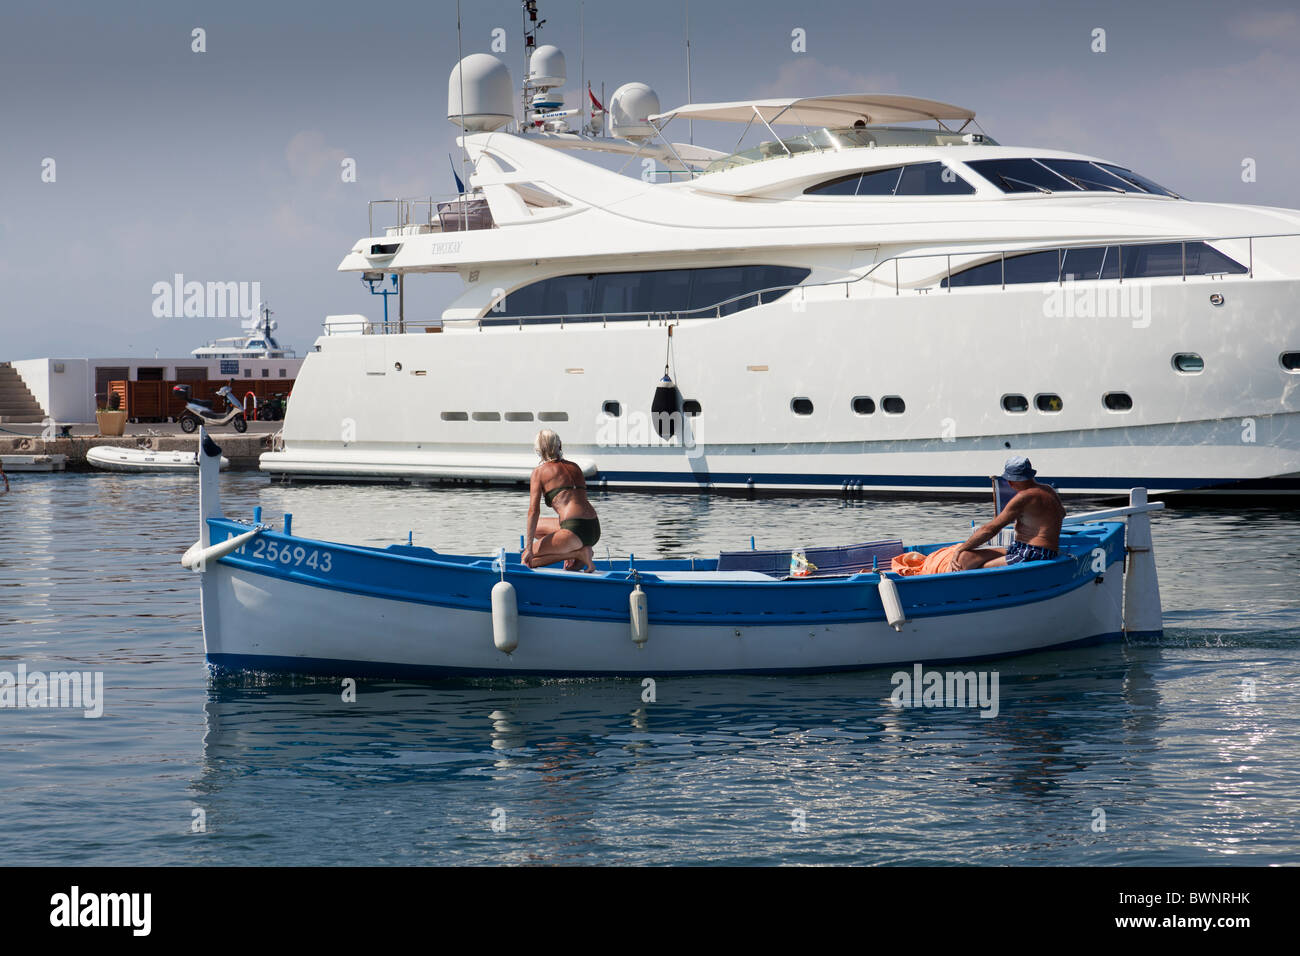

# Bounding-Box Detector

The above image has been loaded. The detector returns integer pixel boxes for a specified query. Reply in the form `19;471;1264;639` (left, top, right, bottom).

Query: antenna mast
685;0;693;145
579;0;585;133
522;1;544;130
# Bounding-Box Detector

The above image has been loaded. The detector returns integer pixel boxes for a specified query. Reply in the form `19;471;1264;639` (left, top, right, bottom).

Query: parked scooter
173;384;247;433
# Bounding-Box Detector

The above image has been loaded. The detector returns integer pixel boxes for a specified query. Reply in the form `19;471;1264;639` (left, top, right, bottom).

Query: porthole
504;411;534;422
471;411;500;422
602;400;622;417
682;399;702;416
1280;351;1300;372
1035;393;1063;413
538;411;569;422
851;396;876;415
441;411;468;421
882;396;905;415
1172;353;1204;374
1103;392;1133;412
1002;394;1028;413
791;397;814;416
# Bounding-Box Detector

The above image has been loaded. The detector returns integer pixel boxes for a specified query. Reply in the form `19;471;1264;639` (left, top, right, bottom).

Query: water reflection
194;650;1168;864
1;472;1295;865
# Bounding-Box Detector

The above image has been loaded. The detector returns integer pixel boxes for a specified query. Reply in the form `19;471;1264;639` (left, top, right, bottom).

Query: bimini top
650;93;976;128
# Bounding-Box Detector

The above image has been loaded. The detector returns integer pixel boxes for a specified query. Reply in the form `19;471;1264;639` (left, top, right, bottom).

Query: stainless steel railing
367;194;495;236
324;231;1298;335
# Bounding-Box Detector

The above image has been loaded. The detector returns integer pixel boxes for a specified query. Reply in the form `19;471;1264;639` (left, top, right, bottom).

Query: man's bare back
1011;481;1066;550
949;458;1067;571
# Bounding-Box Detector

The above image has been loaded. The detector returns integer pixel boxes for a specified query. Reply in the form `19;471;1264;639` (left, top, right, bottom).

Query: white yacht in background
261;5;1300;496
193;304;296;361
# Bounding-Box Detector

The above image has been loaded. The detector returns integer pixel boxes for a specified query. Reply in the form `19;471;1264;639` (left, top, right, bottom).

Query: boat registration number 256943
228;533;333;573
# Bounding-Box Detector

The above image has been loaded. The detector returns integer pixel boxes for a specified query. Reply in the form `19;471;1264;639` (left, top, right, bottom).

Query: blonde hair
534;429;563;462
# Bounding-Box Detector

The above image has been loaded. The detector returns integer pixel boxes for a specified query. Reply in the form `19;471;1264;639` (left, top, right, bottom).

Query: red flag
588;85;604;112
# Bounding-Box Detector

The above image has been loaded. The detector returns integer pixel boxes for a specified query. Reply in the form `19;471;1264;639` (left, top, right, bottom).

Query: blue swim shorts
1005;540;1059;565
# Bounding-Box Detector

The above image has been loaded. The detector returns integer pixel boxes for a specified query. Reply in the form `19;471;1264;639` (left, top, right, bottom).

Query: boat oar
181;526;263;570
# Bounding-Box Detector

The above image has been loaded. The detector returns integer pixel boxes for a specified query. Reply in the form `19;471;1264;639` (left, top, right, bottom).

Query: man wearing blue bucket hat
948;456;1066;572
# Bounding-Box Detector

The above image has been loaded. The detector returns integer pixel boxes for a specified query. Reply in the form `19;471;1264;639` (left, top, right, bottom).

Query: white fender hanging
492;580;519;654
630;583;649;646
878;573;907;631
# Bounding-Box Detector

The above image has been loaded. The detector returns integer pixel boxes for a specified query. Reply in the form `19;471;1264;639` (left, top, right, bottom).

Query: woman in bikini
522;430;601;571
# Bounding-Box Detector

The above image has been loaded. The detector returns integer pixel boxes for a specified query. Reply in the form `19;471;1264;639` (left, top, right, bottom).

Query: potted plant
96;392;127;437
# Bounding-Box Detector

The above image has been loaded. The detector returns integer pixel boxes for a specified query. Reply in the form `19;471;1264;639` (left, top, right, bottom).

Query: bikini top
543;484;581;508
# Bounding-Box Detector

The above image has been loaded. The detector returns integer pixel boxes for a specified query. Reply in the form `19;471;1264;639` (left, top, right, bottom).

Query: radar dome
528;45;566;89
448;54;514;132
609;82;660;140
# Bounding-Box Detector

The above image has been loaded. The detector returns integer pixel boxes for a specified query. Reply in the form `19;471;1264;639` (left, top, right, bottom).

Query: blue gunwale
206;517;1125;628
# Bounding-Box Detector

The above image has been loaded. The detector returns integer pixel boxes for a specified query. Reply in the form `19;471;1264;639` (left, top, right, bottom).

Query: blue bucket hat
999;456;1037;481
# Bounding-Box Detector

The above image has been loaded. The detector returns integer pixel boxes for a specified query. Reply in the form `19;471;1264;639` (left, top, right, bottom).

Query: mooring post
1122;488;1163;638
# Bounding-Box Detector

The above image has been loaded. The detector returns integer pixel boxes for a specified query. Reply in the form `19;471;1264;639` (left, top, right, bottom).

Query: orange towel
890;544;962;576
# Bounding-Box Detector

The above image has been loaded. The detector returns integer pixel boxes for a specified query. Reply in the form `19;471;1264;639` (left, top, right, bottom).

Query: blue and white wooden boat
188;430;1164;678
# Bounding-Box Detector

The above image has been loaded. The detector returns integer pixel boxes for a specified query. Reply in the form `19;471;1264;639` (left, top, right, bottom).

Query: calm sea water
1;472;1297;865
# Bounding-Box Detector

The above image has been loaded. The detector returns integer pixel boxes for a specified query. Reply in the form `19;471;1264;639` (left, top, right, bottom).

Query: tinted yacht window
805;163;971;196
593;269;693;314
543;274;595;316
895;162;975;195
966;158;1081;193
805;166;903;196
1063;246;1122;280
943;250;1061;287
1036;159;1137;193
1094;164;1181;198
493;265;810;320
944;241;1244;287
1183;243;1248;275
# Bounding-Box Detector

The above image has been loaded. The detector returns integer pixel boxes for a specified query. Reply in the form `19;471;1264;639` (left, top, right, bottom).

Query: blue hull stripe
211;519;1124;627
208;630;1127;680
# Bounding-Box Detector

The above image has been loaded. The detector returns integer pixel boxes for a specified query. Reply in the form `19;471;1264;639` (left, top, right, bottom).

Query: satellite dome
609;82;660;140
448;54;514;132
528;45;566;89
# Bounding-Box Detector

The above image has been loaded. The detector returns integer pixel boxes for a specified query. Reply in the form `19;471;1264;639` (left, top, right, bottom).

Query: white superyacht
261;8;1300;496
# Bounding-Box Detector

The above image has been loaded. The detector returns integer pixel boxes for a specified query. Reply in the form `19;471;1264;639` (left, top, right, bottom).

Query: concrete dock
0;422;279;471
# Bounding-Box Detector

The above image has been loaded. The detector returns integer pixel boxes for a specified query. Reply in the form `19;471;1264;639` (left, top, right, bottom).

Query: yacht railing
701;125;993;175
845;231;1293;296
323;232;1297;335
368;194;495;236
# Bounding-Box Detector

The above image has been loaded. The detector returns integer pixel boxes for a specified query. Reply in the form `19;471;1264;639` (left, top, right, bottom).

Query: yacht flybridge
261;4;1300;496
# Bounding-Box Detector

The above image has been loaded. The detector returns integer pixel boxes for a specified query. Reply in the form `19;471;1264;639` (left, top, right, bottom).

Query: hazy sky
2;0;1297;359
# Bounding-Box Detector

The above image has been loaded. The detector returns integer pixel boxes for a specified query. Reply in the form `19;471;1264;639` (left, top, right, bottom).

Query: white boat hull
88;446;229;473
262;276;1300;496
200;556;1126;678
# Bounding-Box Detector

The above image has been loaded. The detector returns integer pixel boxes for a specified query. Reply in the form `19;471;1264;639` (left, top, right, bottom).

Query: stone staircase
0;363;46;423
